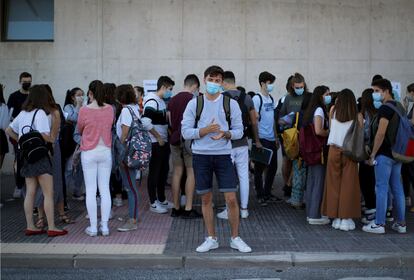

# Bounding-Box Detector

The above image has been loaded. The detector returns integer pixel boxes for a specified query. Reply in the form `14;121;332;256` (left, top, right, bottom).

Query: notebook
250;144;274;165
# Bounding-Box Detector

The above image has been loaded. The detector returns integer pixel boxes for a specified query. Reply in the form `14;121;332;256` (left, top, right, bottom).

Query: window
1;0;54;41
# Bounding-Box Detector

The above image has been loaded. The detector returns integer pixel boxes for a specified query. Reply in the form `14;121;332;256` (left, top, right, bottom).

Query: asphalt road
1;267;412;280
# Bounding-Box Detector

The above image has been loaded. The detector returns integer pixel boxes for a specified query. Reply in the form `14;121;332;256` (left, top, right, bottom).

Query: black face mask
22;82;31;91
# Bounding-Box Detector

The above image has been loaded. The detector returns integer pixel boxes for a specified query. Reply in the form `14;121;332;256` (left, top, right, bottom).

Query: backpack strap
126;106;140;123
294;112;300;128
30;109;40;130
257;94;263;121
223;95;231;129
194;95;204;128
144;98;159;111
384;102;405;119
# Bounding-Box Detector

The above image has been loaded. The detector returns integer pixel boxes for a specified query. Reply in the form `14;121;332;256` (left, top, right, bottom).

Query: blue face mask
324;95;332;105
295;88;304;96
206;82;221;95
373;100;382;109
163;90;173;100
372;92;383;102
267;84;274;93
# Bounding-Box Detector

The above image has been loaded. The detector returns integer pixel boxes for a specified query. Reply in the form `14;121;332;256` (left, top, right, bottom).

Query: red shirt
168;92;193;146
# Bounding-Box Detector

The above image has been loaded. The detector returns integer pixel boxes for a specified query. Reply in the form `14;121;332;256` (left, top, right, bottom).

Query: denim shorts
192;154;237;195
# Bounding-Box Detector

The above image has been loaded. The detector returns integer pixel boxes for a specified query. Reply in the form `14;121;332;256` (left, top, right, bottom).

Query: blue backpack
384;103;414;163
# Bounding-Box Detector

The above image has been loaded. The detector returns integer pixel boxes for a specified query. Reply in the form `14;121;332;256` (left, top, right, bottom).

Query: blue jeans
374;155;405;225
120;164;139;220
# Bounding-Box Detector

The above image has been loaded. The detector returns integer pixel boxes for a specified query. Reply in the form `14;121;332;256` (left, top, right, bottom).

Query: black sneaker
386;209;394;222
181;209;203;219
258;198;268;207
171;208;183;218
266;194;283;203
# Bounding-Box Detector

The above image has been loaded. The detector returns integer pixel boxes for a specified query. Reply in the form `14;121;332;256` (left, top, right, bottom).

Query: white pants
81;146;112;230
231;146;250;209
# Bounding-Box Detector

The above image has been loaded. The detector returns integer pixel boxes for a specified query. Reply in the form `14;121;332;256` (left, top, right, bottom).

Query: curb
2;252;414;269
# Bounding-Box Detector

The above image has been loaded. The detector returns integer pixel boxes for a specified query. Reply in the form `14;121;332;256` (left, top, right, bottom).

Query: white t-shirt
0;103;9;130
10;109;50;139
116;104;140;139
327;113;353;148
252;92;276;141
314;107;325;127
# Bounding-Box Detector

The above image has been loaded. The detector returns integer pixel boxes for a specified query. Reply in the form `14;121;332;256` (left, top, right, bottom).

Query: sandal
59;214;75;224
35;217;46;229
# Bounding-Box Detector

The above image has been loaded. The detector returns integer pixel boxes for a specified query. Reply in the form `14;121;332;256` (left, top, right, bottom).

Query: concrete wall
1;0;414;173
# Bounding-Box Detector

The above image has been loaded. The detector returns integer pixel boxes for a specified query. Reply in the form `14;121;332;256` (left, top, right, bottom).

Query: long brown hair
89;80;105;106
360;88;376;118
21;85;51;112
333;89;358;122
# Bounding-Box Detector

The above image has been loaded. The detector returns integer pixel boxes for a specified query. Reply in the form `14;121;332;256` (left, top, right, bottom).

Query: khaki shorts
171;143;192;168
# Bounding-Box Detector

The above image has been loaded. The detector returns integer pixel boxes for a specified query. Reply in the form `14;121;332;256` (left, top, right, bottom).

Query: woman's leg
97;149;112;226
24;177;38;229
82;151;99;231
37;173;59;230
390;161;406;225
120;164;139;220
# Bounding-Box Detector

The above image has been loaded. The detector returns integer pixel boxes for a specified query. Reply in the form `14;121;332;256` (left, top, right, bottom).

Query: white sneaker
339;219;355;231
180;195;186;207
240;209;249;219
363;221;385;234
196;236;219;253
217;209;229;220
361;209;376;225
13;187;22;199
158;200;174;209
85;227;98;237
230;236;252;253
308;217;330;225
113;197;123;207
150;202;168;214
391;223;407;234
332;218;341;229
99;222;110;236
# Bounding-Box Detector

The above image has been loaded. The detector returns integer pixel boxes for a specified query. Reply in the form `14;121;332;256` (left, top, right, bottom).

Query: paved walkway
1;173;414;261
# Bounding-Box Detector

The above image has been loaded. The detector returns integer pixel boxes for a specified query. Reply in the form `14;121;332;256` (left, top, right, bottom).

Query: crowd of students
0;67;413;252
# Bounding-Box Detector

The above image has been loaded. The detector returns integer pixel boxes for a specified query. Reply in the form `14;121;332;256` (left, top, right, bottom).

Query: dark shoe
171;208;183;218
258;198;268;207
266;194;283;203
386;209;394;222
33;207;38;216
47;229;68;237
283;185;292;197
25;228;46;236
181;209;203;219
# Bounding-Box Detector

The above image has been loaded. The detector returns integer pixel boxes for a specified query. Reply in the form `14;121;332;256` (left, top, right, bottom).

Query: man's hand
211;131;231;140
199;118;221;137
157;137;165;146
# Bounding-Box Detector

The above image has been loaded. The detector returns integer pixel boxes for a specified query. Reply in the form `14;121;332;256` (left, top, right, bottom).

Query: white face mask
75;96;84;104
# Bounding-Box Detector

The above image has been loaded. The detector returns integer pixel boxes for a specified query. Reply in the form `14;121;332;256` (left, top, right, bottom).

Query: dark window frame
1;0;54;42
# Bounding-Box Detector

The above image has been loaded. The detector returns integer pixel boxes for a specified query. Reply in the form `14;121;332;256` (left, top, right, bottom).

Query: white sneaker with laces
85;227;98;237
230;237;252;253
158;200;174;209
217;208;229;220
196;236;219;253
362;221;385;234
332;218;341;229
150;202;168;214
240;209;249;219
100;222;110;236
339;219;355;231
391;223;407;234
13;187;22;199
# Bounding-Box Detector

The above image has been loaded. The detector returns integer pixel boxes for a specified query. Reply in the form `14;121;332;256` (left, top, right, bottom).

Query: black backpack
223;90;252;139
18;110;49;164
256;93;274;122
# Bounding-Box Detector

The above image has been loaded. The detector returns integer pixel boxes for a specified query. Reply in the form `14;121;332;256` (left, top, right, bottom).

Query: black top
377;101;399;159
7;90;28;119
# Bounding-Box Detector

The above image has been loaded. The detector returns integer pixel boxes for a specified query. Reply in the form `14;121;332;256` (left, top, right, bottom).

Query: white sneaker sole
308;219;330;225
150;208;168;214
196;243;219;253
230;243;252;253
363;228;385;234
85;229;98;237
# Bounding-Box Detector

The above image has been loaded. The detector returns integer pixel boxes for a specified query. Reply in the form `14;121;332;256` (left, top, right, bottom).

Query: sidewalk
1;173;414;268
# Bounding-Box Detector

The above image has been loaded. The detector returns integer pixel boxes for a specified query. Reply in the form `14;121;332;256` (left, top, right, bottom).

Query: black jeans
359;161;376;210
402;162;414;198
147;142;170;204
254;139;278;199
